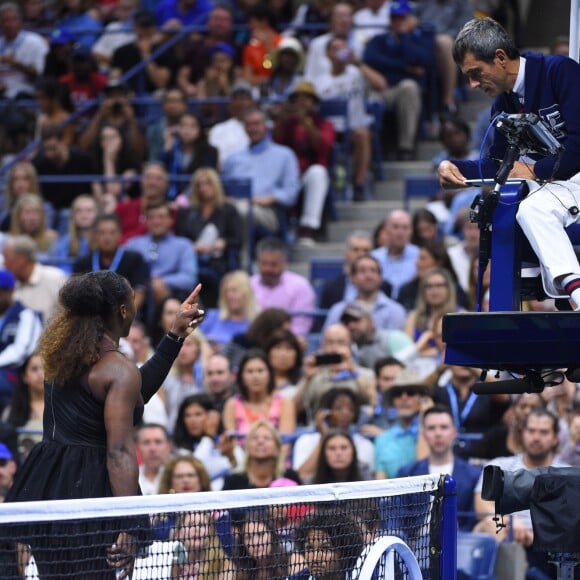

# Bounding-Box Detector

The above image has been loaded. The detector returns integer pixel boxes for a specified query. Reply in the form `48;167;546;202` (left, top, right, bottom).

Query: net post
440;474;458;579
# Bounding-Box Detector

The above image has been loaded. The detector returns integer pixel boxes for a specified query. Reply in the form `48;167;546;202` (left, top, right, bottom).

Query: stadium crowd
0;0;574;578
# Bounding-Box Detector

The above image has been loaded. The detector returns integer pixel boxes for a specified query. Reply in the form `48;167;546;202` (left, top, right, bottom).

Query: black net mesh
0;478;444;579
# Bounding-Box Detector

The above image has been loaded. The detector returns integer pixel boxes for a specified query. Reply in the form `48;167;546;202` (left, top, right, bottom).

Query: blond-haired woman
200;270;259;350
175;168;243;307
1;162;53;232
10;193;58;253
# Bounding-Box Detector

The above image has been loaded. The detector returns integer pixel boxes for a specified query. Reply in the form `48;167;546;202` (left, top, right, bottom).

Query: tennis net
0;474;456;579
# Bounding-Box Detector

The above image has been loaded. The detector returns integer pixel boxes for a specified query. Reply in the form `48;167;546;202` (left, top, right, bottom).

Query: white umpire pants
516;178;580;296
300;164;329;230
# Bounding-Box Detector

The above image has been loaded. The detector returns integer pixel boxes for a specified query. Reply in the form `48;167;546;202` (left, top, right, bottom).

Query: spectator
363;0;436;160
433;364;509;458
73;213;149;312
222;419;301;490
323;254;406;331
158;455;211;495
398;241;465;312
352;0;391;56
43;28;75;79
312;35;374;200
175;168;243;304
470;393;545;460
359;356;406;436
235;513;289;580
208;81;254;166
148;296;182;348
286;0;335;48
319;231;393;310
172;393;244;487
34;78;75;149
0;162;46;233
200;270;258;348
265;37;305;100
397;404;482;531
202;352;235;421
222;349;296;444
265;329;303;399
251;237;316;336
92;123;141;207
473;409;569;576
304;2;355;79
78;79;147;163
9;194;58;255
240;5;282;87
154;0;212;30
91;0;138;73
33;124;95;227
221;109;301;237
125;201;197;305
374;379;430;478
171;511;235;578
3;236;67;324
146;87;188;162
340;300;413;369
111;9;174;95
195;42;237;126
55;0;103;49
293;510;364;580
0;273;42;413
0;2;48;99
176;3;237;97
273;81;335;244
22;0;55;29
222;307;291;372
293;387;374;483
57;44;108;111
0;443;16;491
556;409;580;467
135;422;173;495
414;0;473;117
115;162;170;243
371;209;420;300
411;208;441;247
314;429;365;484
160;112;219;199
446;209;479;292
294;323;376;423
126;320;154;367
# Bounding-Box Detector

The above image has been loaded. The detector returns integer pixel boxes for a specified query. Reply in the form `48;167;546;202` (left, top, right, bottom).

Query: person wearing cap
340;299;413;370
57;44;108;107
265;37;305;100
323;254;407;332
0;2;48;99
0;268;42;412
54;0;102;50
273;80;335;244
177;4;237;98
397;404;482;531
0;442;17;490
154;0;213;29
362;0;436;160
207;81;254;165
92;0;138;73
110;9;175;96
374;377;431;478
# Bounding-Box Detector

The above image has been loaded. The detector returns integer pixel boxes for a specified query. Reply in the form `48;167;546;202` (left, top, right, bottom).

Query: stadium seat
309;256;344;306
403;174;441;211
456;532;498;580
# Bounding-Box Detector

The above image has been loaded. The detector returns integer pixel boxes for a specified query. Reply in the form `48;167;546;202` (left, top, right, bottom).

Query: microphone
473;379;543;395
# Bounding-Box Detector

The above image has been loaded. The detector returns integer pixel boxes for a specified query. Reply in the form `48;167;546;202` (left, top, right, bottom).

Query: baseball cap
340;300;372;322
230;80;253;97
49;29;74;45
71;44;92;60
0;443;13;460
209;42;236;59
390;0;413;16
0;269;15;290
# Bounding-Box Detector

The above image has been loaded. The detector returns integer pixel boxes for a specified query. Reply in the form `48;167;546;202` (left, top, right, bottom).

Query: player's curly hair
38;271;131;386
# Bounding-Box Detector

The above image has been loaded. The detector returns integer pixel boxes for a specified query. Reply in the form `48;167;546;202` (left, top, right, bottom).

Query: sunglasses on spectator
391;388;421;398
0;459;10;467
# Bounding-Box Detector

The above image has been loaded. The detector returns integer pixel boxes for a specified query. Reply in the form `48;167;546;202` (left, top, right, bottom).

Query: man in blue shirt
438;17;580;309
125;201;197;304
155;0;212;29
